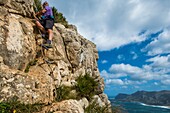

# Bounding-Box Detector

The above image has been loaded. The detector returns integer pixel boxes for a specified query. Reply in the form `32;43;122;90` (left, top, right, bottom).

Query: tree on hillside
34;0;42;12
52;7;69;27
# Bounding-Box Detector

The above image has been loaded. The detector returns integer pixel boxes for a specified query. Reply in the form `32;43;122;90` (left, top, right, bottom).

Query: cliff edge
0;0;111;112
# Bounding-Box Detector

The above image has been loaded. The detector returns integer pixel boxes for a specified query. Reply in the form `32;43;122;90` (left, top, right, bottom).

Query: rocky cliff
115;90;170;106
0;0;111;112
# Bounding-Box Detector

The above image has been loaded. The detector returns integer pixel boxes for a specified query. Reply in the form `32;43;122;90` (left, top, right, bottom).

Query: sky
43;0;170;97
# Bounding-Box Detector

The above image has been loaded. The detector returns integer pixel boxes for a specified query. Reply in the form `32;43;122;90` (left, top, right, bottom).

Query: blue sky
43;0;170;97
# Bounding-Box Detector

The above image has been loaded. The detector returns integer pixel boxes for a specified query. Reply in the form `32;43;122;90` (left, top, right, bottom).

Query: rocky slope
115;90;170;106
0;0;111;112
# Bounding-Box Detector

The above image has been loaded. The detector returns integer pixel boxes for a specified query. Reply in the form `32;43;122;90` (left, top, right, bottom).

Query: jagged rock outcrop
38;99;85;113
0;0;33;17
0;0;111;112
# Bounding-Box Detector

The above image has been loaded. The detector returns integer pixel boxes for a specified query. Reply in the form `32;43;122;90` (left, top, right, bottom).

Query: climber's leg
41;19;54;49
35;20;46;34
47;29;53;43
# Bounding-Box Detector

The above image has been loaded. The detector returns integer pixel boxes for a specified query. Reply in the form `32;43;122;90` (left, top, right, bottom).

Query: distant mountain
115;90;170;106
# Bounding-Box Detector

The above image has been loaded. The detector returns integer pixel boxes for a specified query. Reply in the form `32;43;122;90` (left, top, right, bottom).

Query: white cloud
154;82;159;86
101;60;108;64
146;55;170;68
101;70;127;79
143;28;170;56
106;79;124;85
161;79;170;85
105;78;146;85
103;62;170;84
131;51;138;60
44;0;170;51
117;55;125;61
109;63;142;75
145;55;170;78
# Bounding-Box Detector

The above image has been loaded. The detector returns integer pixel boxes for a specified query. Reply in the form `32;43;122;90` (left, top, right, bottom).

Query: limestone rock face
0;0;33;17
0;57;55;104
78;97;89;109
0;0;111;112
0;15;36;70
40;100;84;113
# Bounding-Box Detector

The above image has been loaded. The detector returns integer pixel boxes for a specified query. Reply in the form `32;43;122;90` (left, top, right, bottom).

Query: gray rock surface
0;0;34;17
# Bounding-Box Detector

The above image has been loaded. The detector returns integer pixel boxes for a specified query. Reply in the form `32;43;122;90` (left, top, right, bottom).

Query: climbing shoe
41;43;53;49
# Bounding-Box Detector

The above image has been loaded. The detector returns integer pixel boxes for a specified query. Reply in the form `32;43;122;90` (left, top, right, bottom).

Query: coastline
109;97;170;110
110;99;170;113
139;102;170;109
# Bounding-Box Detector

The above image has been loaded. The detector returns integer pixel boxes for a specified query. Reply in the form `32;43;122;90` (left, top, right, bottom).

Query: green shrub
85;100;111;113
34;0;42;12
0;97;43;113
75;74;99;100
24;59;38;73
52;7;69;27
55;86;76;102
55;74;99;101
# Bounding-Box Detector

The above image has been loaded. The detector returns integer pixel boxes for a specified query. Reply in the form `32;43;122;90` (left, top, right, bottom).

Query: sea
109;98;170;113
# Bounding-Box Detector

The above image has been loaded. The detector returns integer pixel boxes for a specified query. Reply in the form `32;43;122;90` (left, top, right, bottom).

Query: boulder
41;100;84;113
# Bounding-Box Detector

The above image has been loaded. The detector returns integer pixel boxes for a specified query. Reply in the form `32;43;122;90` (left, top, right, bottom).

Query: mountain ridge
115;90;170;106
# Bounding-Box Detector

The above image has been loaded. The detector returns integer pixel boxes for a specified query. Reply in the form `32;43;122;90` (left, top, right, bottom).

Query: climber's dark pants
40;19;54;30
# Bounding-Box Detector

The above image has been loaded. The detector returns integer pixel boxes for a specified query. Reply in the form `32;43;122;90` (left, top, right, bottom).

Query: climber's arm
35;9;46;16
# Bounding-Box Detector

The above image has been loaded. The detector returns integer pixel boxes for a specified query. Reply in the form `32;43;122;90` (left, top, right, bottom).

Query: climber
35;1;54;48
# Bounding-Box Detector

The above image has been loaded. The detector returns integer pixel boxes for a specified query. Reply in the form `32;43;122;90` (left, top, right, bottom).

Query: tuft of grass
36;50;42;58
55;74;99;102
85;100;111;113
52;7;69;27
0;97;44;113
75;74;99;100
24;59;38;73
34;0;42;12
55;86;76;102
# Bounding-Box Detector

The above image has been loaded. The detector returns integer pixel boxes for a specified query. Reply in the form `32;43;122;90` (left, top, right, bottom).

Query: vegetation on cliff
0;97;43;113
55;74;114;113
85;100;112;113
0;74;112;113
76;74;99;100
55;74;99;101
